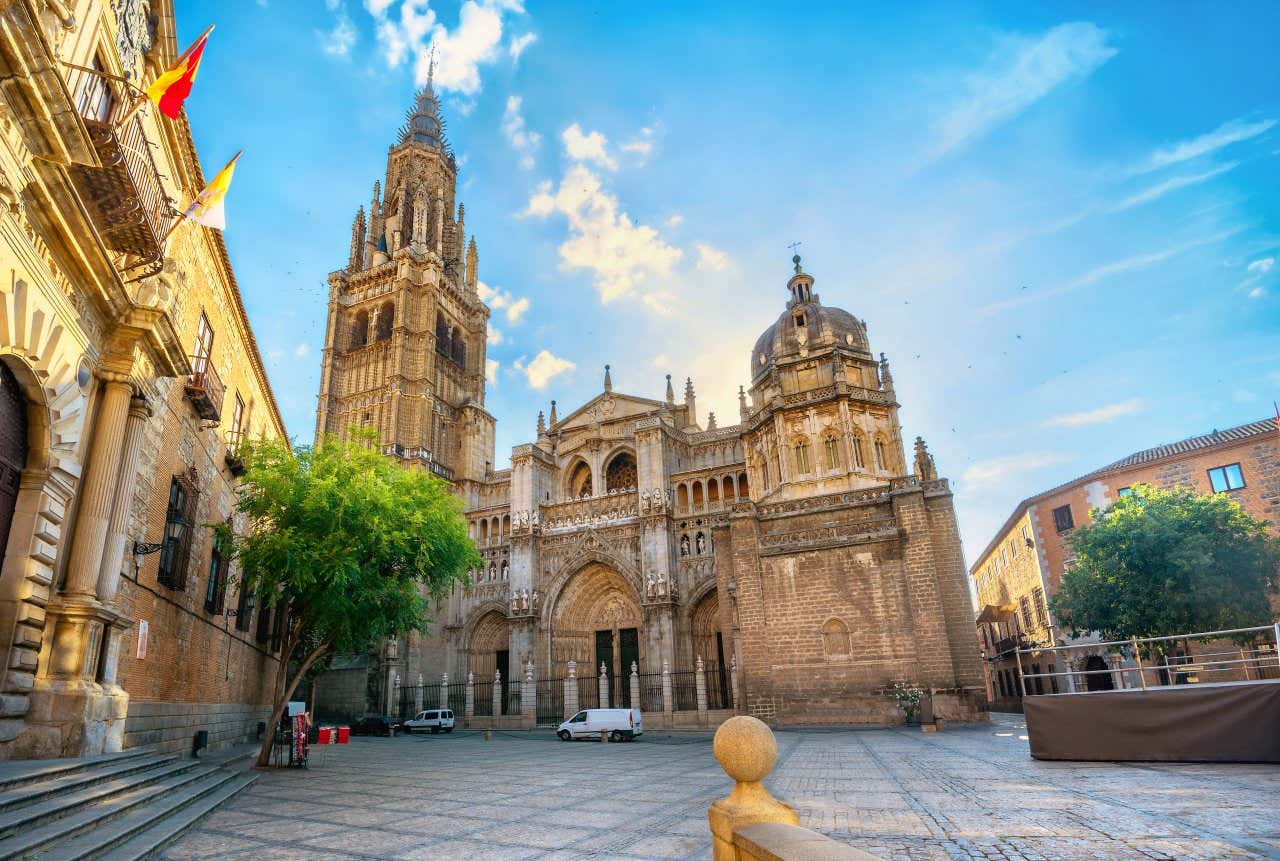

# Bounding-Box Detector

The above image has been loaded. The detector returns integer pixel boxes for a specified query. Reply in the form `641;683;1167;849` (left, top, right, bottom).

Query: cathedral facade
315;83;985;725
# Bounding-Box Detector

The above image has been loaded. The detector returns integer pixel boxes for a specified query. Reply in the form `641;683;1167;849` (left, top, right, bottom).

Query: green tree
218;431;479;767
1051;483;1280;644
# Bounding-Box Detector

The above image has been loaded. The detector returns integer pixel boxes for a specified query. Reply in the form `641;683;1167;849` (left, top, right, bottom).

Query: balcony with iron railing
185;354;225;422
224;429;246;476
64;63;177;281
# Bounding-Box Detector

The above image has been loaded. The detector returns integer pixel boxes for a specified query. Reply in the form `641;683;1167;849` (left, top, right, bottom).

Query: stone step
28;770;256;861
0;756;179;817
0;763;219;861
0;750;154;795
0;758;199;843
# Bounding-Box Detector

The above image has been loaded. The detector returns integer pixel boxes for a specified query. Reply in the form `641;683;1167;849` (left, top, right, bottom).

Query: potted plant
892;682;924;725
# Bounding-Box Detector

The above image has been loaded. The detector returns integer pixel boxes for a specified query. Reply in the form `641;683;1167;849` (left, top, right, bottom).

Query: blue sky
182;0;1279;561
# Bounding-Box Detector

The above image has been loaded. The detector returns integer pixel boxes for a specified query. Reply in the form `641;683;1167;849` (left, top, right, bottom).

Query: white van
403;709;455;734
557;708;642;742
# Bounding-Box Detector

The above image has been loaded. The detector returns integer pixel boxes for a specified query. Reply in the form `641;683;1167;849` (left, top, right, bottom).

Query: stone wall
124;700;271;754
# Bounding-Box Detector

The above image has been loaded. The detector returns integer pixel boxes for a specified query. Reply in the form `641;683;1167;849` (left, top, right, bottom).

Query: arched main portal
690;589;729;709
548;562;642;704
0;360;30;558
468;609;510;679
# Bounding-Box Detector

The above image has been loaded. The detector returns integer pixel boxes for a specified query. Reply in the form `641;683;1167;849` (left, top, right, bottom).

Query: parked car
557;708;642;742
349;715;401;737
403;709;455;734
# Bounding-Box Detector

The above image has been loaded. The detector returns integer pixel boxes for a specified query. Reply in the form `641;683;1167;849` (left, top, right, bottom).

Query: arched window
375;301;394;341
479;520;489;543
677;484;689;511
435;314;449;355
604;451;637;492
738;471;749;498
451;327;466;367
692;481;704;509
822;618;851;657
793;439;812;475
502;514;510;536
350;310;369;349
823;436;841;471
874;438;887;470
723;475;736;501
567;461;592;498
851;435;865;469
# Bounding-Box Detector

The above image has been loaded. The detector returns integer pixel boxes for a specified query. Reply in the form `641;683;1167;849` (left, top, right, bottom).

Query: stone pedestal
629;662;640;711
491;670;502;720
696;655;708;716
465;672;474;721
564;660;578;719
598;662;609;709
662;659;673;716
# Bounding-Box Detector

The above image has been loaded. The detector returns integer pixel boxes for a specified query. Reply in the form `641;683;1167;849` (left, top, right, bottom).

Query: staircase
0;748;257;861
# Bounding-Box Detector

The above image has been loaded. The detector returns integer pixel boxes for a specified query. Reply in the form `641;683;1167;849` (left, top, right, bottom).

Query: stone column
415;674;424;712
564;660;578;719
63;375;134;599
521;660;535;724
696;655;708;716
95;396;151;604
598;661;610;708
440;673;449;711
465;672;475;722
662;658;673;716
629;661;640;711
390;673;400;718
730;654;741;711
492;669;502;719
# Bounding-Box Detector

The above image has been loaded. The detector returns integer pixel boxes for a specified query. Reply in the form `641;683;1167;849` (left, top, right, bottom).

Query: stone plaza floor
163;714;1280;860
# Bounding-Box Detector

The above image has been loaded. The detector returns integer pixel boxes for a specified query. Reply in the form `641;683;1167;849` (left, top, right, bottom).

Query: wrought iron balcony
64;64;176;280
224;429;246;476
185;355;225;422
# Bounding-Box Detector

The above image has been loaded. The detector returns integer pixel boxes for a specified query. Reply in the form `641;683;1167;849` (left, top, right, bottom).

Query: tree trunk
255;640;331;768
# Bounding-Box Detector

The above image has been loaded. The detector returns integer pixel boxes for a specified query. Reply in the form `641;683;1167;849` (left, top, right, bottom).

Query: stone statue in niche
680;535;690;556
646;575;656;600
696;533;706;555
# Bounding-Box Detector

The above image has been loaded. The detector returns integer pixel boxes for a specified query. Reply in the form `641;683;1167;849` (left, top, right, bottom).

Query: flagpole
159;149;242;253
116;24;215;128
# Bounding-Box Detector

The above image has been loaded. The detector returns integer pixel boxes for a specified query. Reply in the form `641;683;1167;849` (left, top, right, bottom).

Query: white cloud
523;163;683;308
515;350;574;389
651;354;668;368
1249;286;1266;299
501;95;541;170
665;214;684;228
932;22;1115;159
508;31;536;62
505;297;530;324
364;0;525;95
1247;257;1275;274
1140;117;1277;174
293;342;311;358
1111;162;1238;212
621;126;656;162
562;123;617;170
487;327;504;345
695;242;729;272
320;1;358;57
485;358;499;385
1044;399;1143;428
961;452;1072;490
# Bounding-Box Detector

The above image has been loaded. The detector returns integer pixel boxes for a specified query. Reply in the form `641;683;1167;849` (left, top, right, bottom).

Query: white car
557;708;642;742
404;709;455;734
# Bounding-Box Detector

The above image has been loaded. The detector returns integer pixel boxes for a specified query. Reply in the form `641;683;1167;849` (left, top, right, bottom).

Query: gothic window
738;471;749;498
874;438;887;471
793;439;812;475
723;475;736;500
823;436;841;471
692;481;704;509
851;435;865;469
822;618;851;657
451;327;466;367
375;301;394;341
479;520;489;543
707;477;720;504
435;315;449;355
677;484;689;511
604;451;637;492
350;310;369;349
567;461;593;499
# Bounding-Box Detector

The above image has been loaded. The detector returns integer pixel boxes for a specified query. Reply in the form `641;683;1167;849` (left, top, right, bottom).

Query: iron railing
185;354;225;422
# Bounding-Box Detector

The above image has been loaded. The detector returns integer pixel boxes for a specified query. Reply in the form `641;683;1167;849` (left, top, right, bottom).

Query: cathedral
314;78;985;726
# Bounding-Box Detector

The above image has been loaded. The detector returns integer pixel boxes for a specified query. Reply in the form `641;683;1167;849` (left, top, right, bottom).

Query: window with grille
1052;504;1074;532
1033;586;1049;628
1019;596;1034;632
157;473;198;590
204;536;227;614
234;584;254;632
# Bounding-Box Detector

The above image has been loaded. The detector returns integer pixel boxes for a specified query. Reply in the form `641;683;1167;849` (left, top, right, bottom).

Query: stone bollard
440;673;449;712
492;669;502;721
707;716;798;860
662;658;673;716
629;661;640;711
599;661;610;709
522;660;536;723
696;655;708;718
465;672;475;723
391;673;400;719
415;674;424;713
730;655;741;712
564;660;579;719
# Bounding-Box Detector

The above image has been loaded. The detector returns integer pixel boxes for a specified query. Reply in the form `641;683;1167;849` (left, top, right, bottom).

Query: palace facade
314;81;985;726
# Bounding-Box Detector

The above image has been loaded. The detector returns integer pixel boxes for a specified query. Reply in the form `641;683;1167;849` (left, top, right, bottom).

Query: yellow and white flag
184;151;241;230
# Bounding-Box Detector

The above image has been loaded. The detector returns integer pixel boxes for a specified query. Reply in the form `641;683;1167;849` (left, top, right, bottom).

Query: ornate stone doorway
547;563;642;703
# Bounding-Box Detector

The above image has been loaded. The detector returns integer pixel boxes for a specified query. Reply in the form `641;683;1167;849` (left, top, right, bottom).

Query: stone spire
707;412;717;430
684;377;697;427
913;436;937;481
603;364;612;393
738;385;749;421
665;374;674;405
455;203;466;263
348;206;366;270
465;236;478;292
548;399;558;426
878;352;894;392
536;410;546;436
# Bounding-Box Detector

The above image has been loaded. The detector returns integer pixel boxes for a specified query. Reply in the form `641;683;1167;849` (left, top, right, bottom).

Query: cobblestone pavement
164;715;1280;860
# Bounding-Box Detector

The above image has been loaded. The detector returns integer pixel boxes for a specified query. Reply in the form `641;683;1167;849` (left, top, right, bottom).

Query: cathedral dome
750;258;870;382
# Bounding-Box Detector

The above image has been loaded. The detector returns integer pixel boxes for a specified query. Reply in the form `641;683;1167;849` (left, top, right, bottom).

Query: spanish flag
183;151;240;230
145;26;212;119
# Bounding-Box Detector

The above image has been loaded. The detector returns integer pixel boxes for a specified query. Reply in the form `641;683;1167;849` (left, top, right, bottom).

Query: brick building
313;82;985;726
0;0;285;758
972;418;1280;710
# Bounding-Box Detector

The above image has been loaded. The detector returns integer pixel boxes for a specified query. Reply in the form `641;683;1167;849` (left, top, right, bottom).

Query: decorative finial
707;411;717;430
913;436;937;481
537;410;546;435
604;364;612;392
788;241;803;273
426;44;436;89
665;374;674;404
549;399;558;425
738;385;748;419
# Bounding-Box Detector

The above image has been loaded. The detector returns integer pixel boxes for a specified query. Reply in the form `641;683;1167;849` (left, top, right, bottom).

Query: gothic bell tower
315;68;495;492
